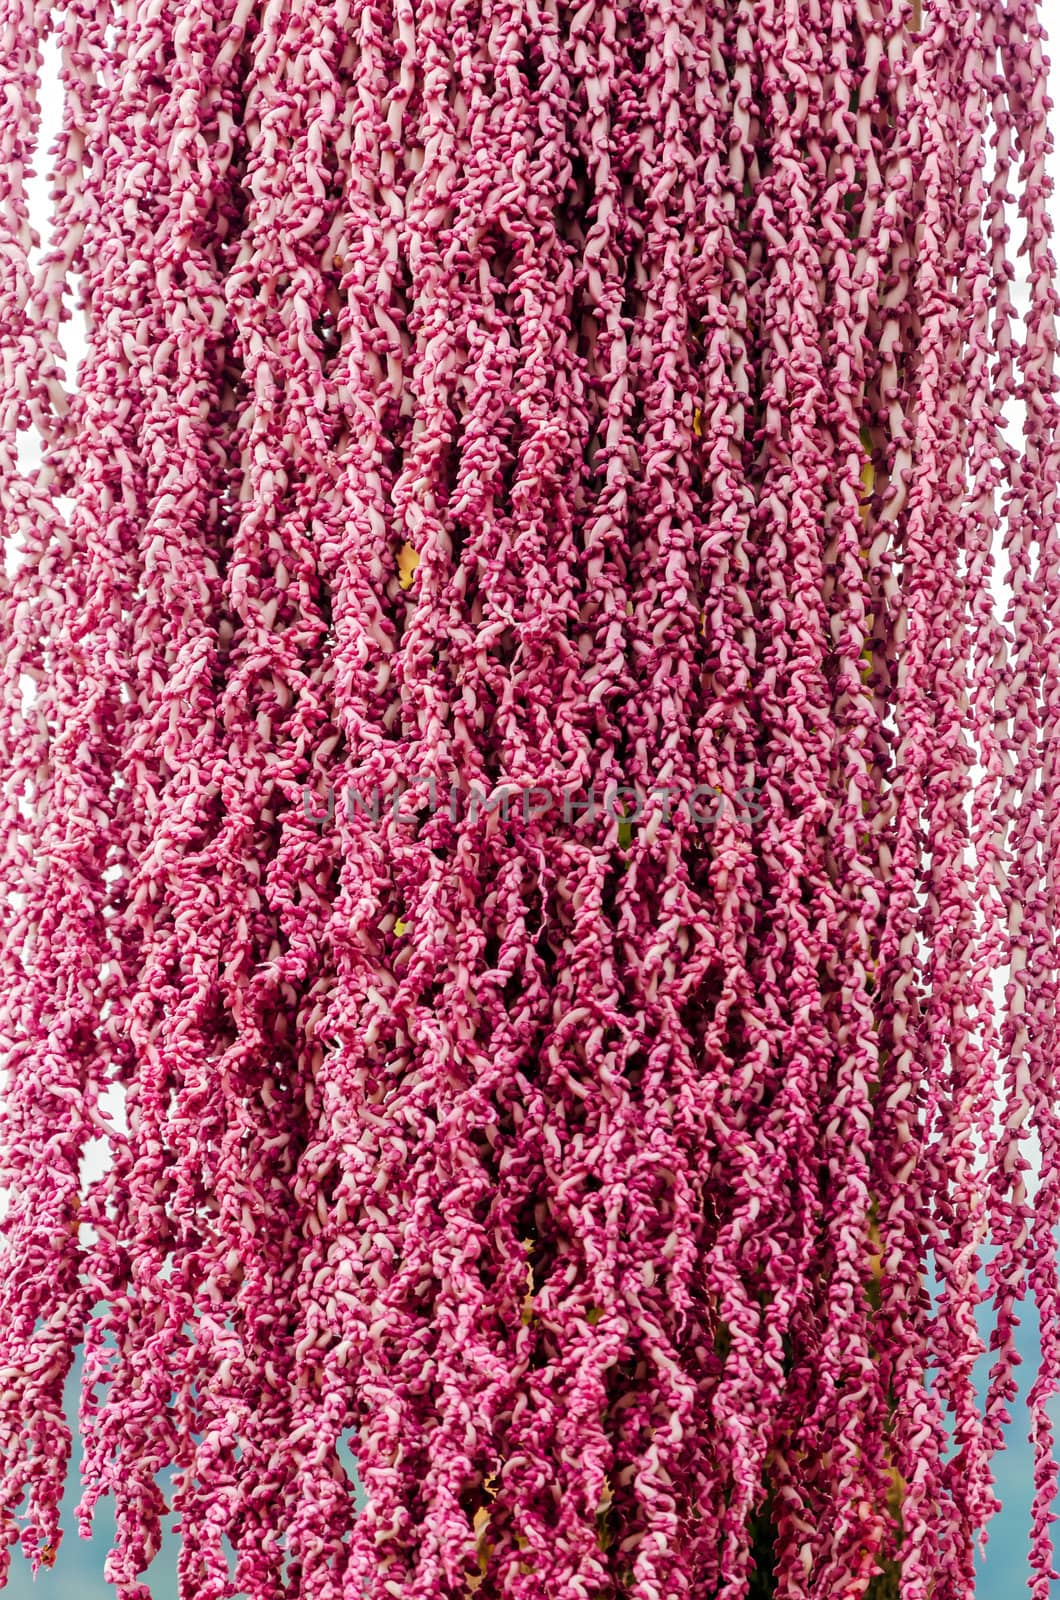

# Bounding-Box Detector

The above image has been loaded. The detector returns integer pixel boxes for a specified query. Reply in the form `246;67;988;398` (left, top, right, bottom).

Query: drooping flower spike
0;0;1059;1596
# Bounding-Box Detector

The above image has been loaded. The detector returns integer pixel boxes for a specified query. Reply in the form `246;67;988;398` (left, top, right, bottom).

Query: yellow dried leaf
521;1257;534;1325
466;1504;492;1594
474;1505;491;1572
397;542;420;589
596;1473;615;1549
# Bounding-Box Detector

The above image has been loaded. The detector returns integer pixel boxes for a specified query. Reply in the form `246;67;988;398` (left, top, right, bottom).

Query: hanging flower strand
1;0;1060;1597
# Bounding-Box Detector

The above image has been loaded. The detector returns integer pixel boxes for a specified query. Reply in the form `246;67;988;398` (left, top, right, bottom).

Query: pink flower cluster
0;0;1058;1595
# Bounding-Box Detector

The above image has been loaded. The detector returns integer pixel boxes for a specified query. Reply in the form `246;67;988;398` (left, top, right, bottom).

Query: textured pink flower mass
0;0;1059;1595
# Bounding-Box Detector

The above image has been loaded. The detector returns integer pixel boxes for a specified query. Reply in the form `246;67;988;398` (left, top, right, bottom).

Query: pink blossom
0;0;1058;1595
